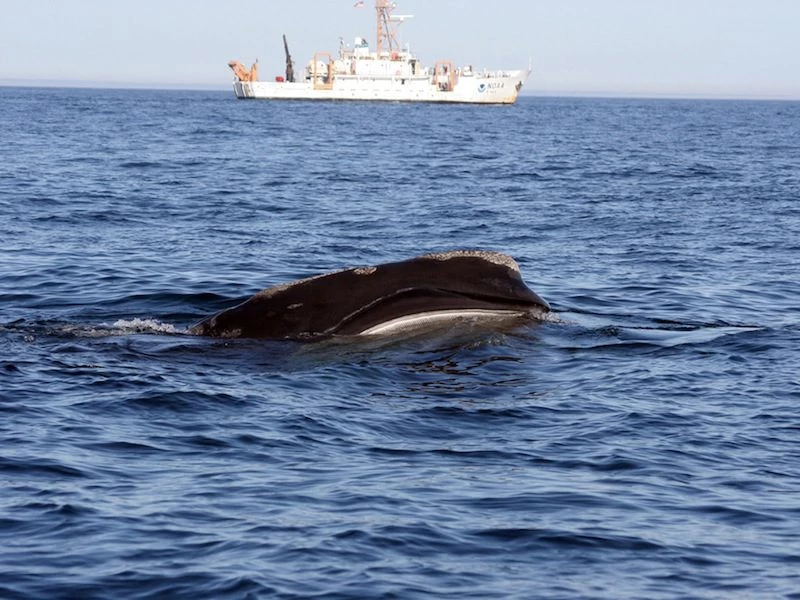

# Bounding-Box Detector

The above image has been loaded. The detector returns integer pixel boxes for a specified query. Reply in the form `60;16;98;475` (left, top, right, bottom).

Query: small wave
53;318;180;338
575;323;762;350
118;160;159;169
110;318;179;335
1;318;181;339
552;315;762;351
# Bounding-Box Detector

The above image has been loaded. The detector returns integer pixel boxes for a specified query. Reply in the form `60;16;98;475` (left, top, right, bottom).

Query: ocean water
1;86;799;599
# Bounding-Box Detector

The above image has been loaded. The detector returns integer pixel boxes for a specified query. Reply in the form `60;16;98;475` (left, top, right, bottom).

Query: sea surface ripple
1;87;799;599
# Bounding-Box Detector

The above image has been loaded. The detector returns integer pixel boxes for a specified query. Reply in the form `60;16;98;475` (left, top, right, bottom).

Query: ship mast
375;0;412;56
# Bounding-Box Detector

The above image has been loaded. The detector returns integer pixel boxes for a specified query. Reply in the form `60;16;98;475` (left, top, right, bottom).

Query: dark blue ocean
1;86;799;599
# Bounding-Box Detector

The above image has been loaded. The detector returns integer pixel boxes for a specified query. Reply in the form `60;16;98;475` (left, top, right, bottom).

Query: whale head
190;250;550;341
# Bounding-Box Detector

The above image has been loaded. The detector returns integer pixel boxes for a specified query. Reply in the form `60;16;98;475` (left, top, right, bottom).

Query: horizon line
2;78;799;102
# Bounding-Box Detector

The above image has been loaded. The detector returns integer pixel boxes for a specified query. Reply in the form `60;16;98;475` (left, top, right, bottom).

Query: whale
189;250;550;340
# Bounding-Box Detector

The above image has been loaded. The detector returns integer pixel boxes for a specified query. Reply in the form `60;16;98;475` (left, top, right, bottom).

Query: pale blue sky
2;0;799;98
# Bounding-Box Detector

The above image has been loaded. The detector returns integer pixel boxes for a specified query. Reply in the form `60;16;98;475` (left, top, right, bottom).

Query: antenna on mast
375;1;413;56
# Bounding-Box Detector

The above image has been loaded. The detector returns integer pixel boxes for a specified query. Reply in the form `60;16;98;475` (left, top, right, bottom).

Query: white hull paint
233;70;528;104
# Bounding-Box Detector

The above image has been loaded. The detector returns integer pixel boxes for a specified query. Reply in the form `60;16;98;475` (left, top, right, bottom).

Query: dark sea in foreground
1;86;799;599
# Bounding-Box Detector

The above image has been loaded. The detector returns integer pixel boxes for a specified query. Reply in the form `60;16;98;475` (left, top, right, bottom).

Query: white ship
227;0;529;104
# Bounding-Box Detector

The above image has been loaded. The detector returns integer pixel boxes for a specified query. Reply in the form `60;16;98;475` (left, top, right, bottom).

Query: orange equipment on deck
227;60;259;82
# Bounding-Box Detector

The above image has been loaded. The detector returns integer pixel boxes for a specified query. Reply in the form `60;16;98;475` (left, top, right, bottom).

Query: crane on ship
227;60;258;82
283;34;295;82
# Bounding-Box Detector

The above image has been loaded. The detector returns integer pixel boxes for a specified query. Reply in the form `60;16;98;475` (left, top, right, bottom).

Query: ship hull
233;71;528;104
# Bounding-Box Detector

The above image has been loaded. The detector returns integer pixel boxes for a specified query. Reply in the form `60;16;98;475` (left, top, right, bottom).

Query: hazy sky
2;0;799;98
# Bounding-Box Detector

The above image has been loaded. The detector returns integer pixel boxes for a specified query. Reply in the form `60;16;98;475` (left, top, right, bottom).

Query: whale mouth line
355;308;530;336
326;287;547;338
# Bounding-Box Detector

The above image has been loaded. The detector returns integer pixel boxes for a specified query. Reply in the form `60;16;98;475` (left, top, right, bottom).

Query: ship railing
482;69;523;79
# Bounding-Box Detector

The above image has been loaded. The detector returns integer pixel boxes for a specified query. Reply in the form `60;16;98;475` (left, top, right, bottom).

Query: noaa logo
478;83;487;93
